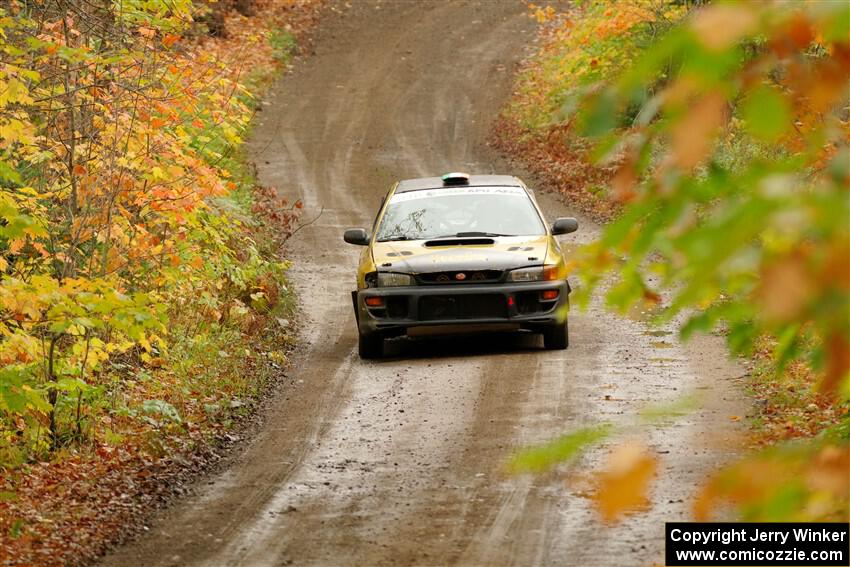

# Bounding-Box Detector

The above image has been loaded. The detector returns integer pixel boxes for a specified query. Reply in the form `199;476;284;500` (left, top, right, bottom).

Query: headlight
376;272;415;287
508;265;561;282
508;267;543;282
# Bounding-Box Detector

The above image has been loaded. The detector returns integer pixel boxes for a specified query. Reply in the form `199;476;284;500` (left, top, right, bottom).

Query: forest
0;0;318;562
1;0;848;565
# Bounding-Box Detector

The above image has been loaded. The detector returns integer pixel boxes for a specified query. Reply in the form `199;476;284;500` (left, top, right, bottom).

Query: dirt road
101;2;745;565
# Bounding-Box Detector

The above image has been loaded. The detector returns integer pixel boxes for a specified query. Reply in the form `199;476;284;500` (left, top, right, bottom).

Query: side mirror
551;217;579;235
343;228;370;246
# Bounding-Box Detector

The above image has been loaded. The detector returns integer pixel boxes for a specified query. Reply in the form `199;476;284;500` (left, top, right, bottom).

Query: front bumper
353;280;570;337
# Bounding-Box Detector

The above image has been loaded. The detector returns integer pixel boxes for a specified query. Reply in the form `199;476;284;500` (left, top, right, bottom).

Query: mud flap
351;290;359;326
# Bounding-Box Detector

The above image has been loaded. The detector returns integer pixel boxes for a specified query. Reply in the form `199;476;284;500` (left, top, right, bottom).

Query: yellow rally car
343;173;578;359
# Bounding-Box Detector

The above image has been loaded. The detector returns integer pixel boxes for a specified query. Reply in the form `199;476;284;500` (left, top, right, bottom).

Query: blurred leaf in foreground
591;443;658;524
503;0;850;527
574;1;850;395
638;394;701;425
507;424;612;474
694;441;849;522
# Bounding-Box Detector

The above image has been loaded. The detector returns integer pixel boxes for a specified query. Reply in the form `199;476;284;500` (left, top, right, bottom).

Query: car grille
416;270;503;285
418;294;506;321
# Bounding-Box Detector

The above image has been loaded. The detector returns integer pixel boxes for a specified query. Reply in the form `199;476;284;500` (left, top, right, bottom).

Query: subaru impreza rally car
343;173;578;359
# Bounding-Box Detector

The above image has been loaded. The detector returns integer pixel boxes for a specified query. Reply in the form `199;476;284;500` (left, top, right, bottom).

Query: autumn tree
1;0;296;459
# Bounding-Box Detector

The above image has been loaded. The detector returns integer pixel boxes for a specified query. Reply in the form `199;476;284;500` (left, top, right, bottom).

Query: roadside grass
747;337;849;446
269;29;298;64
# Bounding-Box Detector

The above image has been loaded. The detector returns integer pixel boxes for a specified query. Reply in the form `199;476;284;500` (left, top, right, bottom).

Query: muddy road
102;1;745;566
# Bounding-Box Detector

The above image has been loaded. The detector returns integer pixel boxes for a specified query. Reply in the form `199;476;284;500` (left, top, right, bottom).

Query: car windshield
375;186;545;242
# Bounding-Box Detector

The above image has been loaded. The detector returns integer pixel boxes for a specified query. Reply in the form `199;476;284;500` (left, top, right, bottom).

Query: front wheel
542;320;569;350
358;332;384;359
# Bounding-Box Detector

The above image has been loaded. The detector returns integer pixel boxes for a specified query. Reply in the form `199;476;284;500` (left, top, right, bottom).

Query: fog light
541;289;559;301
365;296;385;307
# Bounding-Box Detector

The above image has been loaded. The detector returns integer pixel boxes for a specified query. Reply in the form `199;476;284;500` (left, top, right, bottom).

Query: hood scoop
424;237;494;247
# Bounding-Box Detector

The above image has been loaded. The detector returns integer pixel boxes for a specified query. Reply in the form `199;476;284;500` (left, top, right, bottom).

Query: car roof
394;174;523;194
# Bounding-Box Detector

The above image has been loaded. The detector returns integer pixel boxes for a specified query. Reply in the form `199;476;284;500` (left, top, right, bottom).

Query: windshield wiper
376;235;416;242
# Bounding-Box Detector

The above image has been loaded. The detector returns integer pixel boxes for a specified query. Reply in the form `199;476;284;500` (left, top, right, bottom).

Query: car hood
371;235;549;273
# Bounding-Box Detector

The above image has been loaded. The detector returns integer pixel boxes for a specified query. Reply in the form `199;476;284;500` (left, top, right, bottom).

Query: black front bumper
353;280;570;337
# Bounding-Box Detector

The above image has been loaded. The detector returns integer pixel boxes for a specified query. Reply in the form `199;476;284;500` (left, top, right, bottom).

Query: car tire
358;332;383;359
542;320;569;350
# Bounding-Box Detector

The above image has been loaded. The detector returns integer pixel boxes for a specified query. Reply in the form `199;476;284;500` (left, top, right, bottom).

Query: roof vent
441;172;470;186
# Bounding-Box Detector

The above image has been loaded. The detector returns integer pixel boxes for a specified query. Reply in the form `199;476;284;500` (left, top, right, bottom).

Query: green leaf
741;86;791;142
507;424;612;474
0;368;49;414
0;160;21;184
817;2;850;43
578;88;618;137
53;378;90;393
141;399;181;423
639;395;700;424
